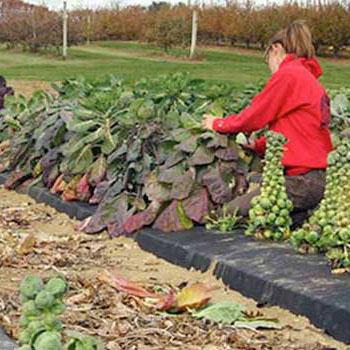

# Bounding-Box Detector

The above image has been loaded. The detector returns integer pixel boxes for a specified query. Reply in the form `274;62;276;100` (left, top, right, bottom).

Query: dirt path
0;187;347;350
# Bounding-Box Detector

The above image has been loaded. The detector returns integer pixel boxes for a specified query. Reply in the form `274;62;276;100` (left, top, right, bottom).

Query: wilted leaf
43;165;59;189
123;201;161;234
183;188;209;224
50;174;67;194
206;134;228;149
76;174;91;202
17;233;37;255
156;291;177;311
143;172;171;203
188;146;215;166
107;143;128;164
176;201;194;230
170;128;192;143
106;194;134;237
192;301;244;324
176;135;200;153
40;149;59;170
127;139;142;162
99;270;157;298
215;147;239;161
202;167;233;204
88;156;107;187
175;283;215;311
84;193;127;234
89;181;111;205
108;211;134;237
163;151;185;169
153;200;193;233
170;170;195;200
62;176;81;201
158;165;184;184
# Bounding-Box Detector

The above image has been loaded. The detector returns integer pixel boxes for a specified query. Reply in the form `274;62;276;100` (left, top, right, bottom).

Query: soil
0;187;348;350
8;80;55;98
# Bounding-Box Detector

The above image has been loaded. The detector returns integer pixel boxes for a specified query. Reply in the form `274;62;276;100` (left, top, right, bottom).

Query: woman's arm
212;72;292;134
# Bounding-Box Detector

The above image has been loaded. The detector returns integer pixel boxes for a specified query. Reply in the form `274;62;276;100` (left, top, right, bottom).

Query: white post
190;9;198;59
63;1;68;59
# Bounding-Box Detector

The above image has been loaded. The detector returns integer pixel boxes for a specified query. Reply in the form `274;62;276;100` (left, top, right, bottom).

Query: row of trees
0;1;350;57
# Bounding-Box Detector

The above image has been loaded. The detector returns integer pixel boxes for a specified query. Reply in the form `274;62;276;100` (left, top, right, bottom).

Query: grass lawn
1;41;350;90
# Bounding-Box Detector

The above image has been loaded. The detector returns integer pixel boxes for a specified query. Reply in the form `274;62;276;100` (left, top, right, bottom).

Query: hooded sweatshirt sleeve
213;71;292;134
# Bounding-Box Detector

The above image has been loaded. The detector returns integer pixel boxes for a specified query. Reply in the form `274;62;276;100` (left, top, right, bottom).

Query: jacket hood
281;54;323;79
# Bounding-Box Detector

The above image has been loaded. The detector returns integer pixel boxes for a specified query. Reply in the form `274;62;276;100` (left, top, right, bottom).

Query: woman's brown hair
265;20;315;59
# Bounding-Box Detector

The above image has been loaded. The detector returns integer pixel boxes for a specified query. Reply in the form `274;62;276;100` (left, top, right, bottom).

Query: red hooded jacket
213;54;333;176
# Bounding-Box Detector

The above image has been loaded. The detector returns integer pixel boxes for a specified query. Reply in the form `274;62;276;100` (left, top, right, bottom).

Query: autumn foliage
1;0;350;56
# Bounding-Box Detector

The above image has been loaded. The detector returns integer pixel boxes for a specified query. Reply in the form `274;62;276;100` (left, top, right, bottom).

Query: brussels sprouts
27;320;45;335
291;134;350;270
19;315;31;328
35;290;55;310
51;300;66;315
44;314;63;332
33;331;62;350
19;329;32;345
22;300;40;317
44;278;67;298
246;131;293;241
20;276;44;300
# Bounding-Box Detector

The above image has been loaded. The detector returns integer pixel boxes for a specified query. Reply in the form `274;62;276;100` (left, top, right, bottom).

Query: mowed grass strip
1;42;350;89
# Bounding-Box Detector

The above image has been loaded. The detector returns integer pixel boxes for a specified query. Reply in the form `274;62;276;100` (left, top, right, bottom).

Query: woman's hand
202;114;217;131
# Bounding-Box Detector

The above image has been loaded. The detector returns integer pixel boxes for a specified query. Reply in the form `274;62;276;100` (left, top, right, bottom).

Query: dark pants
226;169;326;227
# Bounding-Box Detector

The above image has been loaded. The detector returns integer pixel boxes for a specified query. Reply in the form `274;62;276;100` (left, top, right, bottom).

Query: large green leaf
69;145;94;174
101;120;116;155
66;119;99;133
192;301;244;325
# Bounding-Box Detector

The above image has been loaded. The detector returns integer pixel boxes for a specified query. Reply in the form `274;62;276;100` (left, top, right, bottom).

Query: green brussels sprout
19;329;32;345
267;213;276;224
271;205;280;213
44;315;63;332
27;320;45;335
33;331;62;350
342;258;350;267
51;300;66;315
275;217;286;227
65;331;103;350
35;290;55;310
22;300;40;317
260;198;272;210
306;231;319;245
44;278;67;298
19;315;31;328
20;276;44;300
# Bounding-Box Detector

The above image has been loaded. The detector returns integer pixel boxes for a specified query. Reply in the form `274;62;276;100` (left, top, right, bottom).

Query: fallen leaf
99;270;157;298
192;301;244;324
156;291;177;311
17;233;36;255
175;283;216;311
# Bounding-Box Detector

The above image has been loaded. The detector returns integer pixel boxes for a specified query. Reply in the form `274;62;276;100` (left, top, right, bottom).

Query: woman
202;21;333;224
